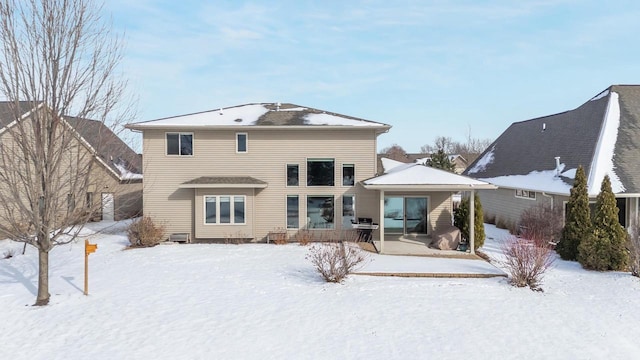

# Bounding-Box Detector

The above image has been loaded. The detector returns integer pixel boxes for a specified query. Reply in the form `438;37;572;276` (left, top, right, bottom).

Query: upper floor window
342;164;355;186
236;133;247;153
307;158;334;186
515;189;536;200
287;164;299;186
166;133;193;156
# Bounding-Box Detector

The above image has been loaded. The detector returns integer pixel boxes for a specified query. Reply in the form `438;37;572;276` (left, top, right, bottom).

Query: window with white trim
166;133;193;156
287;164;299;186
287;195;299;229
307;158;334;186
307;195;334;229
236;133;248;153
342;195;355;228
515;189;536;200
342;164;355;186
204;195;246;224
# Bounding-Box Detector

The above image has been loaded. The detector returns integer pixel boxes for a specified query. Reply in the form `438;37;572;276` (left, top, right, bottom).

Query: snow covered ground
1;221;640;360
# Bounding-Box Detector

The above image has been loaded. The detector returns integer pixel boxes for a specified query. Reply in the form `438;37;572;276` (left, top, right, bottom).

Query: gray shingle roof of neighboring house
64;116;142;179
126;103;391;131
463;85;640;195
0;101;142;181
0;101;41;128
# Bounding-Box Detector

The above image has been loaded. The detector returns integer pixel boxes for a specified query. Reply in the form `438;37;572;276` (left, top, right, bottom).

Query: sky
105;0;640;153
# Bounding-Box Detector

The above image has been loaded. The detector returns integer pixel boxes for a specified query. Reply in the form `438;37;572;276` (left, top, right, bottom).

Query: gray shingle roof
0;102;141;180
64;116;142;178
181;176;267;186
464;85;640;194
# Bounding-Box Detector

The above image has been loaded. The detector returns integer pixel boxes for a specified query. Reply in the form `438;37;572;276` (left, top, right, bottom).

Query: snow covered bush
518;203;563;247
127;216;166;247
501;236;554;291
306;242;367;283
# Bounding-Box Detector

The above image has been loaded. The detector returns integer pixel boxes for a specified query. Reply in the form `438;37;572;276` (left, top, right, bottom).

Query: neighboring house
377;153;468;174
0;101;142;223
126;102;494;252
463;85;640;228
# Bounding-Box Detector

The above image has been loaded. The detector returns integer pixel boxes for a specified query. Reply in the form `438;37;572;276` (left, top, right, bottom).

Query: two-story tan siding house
127;102;495;252
127;103;389;242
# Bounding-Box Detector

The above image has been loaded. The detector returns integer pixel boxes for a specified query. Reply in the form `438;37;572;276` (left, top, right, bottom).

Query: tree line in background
380;135;493;171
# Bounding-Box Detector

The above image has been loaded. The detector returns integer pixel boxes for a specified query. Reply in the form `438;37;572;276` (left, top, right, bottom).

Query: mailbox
85;239;97;255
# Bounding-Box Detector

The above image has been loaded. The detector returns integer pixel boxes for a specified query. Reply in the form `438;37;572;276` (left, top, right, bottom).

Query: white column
469;189;475;254
379;190;385;253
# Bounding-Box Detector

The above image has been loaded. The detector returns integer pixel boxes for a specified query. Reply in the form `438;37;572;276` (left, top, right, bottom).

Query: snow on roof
466;146;495;174
114;163;143;180
587;91;625;194
128;103;389;128
477;167;574;195
590;89;610;102
364;163;494;188
302;112;380;126
131;104;270;127
380;157;407;173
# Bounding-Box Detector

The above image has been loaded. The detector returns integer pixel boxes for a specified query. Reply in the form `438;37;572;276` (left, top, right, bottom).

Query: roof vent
554;156;561;177
542;123;546;132
276;102;281;111
234;118;242;123
219;108;223;115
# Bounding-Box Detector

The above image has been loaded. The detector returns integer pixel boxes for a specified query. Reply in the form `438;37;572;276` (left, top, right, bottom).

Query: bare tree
380;144;407;162
0;0;132;305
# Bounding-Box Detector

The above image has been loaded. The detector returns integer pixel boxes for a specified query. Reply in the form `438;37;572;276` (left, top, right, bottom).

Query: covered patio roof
361;162;496;255
362;162;497;191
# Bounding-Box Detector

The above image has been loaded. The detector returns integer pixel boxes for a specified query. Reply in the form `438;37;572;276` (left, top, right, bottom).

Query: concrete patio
355;239;507;278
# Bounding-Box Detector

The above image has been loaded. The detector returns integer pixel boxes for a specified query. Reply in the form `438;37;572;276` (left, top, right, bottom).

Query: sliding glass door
384;196;428;235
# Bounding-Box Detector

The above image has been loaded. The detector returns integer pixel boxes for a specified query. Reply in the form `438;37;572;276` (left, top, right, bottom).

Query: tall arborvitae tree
556;166;590;260
427;149;456;172
578;175;629;271
453;192;485;249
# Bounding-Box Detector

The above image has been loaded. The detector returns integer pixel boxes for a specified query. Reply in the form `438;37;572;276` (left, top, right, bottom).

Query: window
515;189;536;200
204;195;245;224
287;164;299;186
205;197;217;224
287;195;299;229
307;195;334;229
236;133;247;153
307;158;334;186
342;164;355;186
342;195;355;228
86;192;93;209
166;133;193;156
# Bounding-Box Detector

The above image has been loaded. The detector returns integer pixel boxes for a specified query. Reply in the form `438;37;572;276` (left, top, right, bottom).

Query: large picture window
204;195;245;224
307;195;334;229
287;164;299;186
166;133;193;156
287;195;299;229
307;158;334;186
